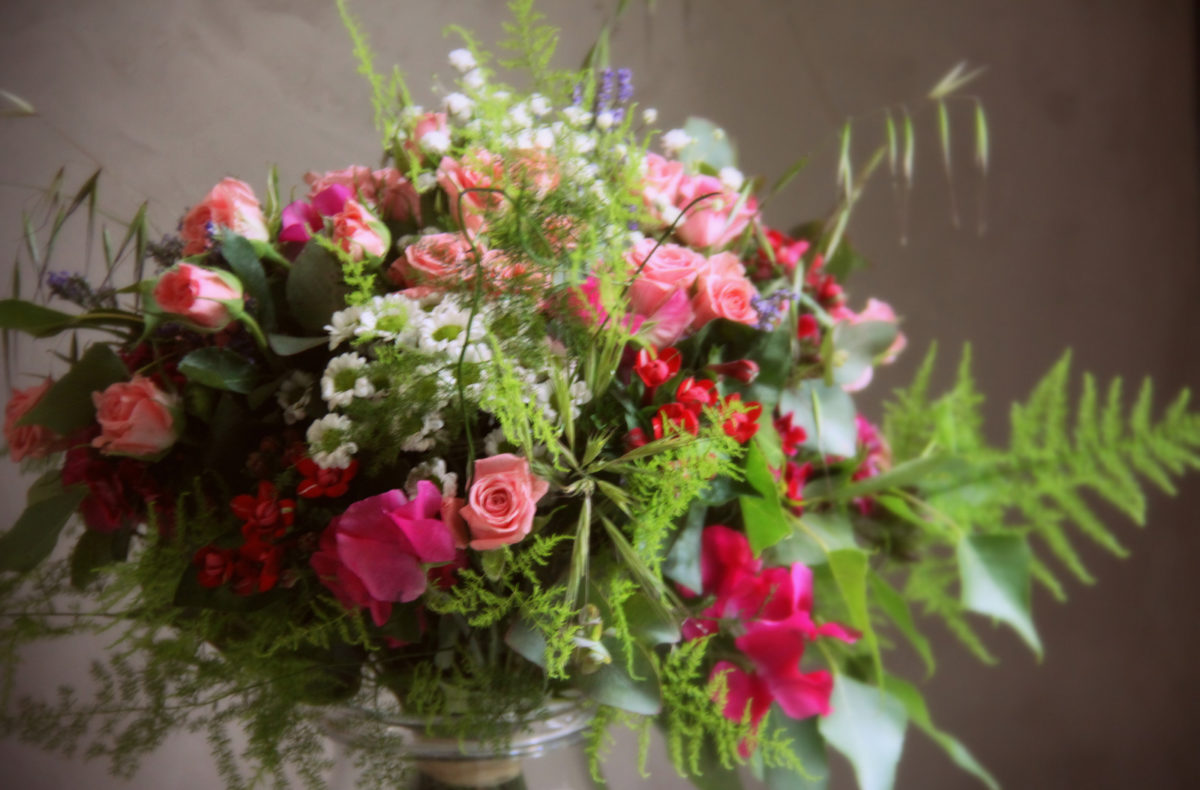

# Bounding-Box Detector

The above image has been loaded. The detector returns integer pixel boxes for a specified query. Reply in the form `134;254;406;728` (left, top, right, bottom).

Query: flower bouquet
2;2;1198;789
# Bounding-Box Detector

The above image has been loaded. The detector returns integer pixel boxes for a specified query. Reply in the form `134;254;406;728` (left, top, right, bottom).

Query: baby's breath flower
642;107;658;125
719;166;745;191
562;106;591;127
420;130;451;155
416;172;438;192
462;69;486;91
528;94;551;117
595;110;615;130
661;128;694;155
444;92;474;121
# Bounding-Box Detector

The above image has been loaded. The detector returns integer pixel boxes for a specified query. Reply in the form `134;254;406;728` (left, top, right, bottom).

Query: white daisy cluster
306;413;358;470
321;352;376;408
497;360;593;425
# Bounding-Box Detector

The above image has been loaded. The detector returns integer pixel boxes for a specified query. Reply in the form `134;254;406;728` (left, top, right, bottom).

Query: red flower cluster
647;376;762;445
752;228;810;280
633;346;682;389
297;457;359;498
192;481;296;596
60;442;169;534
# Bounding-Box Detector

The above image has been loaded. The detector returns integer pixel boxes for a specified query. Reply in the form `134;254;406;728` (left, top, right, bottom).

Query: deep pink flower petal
711;661;773;728
313;184;353;217
336;533;427;603
769;667;834;719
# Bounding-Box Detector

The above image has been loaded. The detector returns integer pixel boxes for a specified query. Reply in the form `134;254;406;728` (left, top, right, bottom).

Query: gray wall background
0;1;1196;788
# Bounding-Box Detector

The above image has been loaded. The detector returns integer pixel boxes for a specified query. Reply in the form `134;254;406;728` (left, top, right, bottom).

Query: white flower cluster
306;413;358;470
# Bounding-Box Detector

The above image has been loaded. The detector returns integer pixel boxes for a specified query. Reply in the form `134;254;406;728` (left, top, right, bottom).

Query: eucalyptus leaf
576;637;661;715
765;712;829;790
505;617;547;667
679;117;737;171
70;528;131;589
0;483;87;573
827;548;880;680
662;502;706;592
870;572;935;676
286;242;348;334
18;343;127;435
268;333;327;356
218;231;275;329
820;676;908;790
769;511;855;566
179;347;261;394
957;534;1042;656
831;321;899;389
0;300;76;337
741;439;790;555
781;380;858;458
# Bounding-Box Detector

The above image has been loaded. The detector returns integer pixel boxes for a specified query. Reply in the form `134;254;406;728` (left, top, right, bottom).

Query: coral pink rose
310;482;457;626
626;238;707;317
437;151;503;235
459;454;549;551
4;379;59;462
507;149;560;198
305;166;420;223
389;232;474;287
674;173;758;250
179;178;268;256
331;198;389;260
153;262;244;329
691;253;758;328
91;376;181;458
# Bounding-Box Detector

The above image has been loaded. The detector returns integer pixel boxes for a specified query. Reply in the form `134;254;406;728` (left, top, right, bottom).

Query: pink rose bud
153;262;244;330
3;379;60;462
179;177;269;257
331;198;390;261
459;454;550;551
91;376;182;458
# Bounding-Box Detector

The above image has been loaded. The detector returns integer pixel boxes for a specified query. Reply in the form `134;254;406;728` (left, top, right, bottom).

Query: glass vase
317;698;596;790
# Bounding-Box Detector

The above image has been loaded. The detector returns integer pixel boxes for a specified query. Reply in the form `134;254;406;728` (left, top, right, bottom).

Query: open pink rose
153;262;244;329
4;379;59;462
92;376;181;458
626;238;707;317
305;166;419;223
691;253;758;328
179;178;268;256
641;152;685;223
459;454;549;551
390;232;474;287
331;198;389;260
437;151;503;235
310;482;457;627
674;173;758;250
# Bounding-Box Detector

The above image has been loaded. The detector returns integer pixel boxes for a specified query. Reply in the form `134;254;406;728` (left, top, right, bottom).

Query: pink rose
4;379;59;462
638;288;695;348
310;482;457;626
403;112;450;162
690;253;758;328
91;376;181;458
390;232;474;287
152;262;244;330
507;149;560;198
459;454;550;551
305;166;420;223
179;178;268;257
436;151;503;235
641;153;684;222
673;173;758;250
626;238;708;317
331;198;389;260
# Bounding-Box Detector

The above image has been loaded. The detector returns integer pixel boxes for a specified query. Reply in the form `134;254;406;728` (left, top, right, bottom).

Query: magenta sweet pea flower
279;200;322;243
310;481;457;626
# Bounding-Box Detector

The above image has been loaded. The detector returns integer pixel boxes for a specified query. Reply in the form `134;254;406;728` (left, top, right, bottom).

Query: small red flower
296;457;359;499
633;346;682;389
624;427;650;450
231;481;295;542
193;545;235;588
774;412;808;456
676;377;718;414
653;402;700;439
231;539;284;596
784;461;813;507
721;394;762;443
707;359;760;384
796;314;820;342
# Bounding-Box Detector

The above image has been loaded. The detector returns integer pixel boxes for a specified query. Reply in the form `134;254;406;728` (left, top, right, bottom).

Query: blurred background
0;1;1196;788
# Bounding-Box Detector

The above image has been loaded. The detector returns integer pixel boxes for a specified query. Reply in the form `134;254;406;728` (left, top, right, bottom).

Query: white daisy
307;413;358;470
448;48;476;73
355;293;421;345
321;352;375;408
325;304;363;350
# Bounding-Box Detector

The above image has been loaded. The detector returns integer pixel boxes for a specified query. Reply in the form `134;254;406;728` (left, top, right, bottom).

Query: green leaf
178;347;260;394
869;572;935;676
769;511;855;566
679;117;737;171
827;548;880;680
0;483;87;572
286;242;348;334
781;379;858;458
831;321;899;389
820;676;908;790
766;713;828;790
662;502;705;592
833;455;951;501
267;333;327;356
883;675;999;789
577;637;661;715
0;300;77;337
505;616;547;667
625;592;681;645
218;231;275;330
740;438;789;555
957;534;1042;656
70;528;131;589
18;343;127;434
